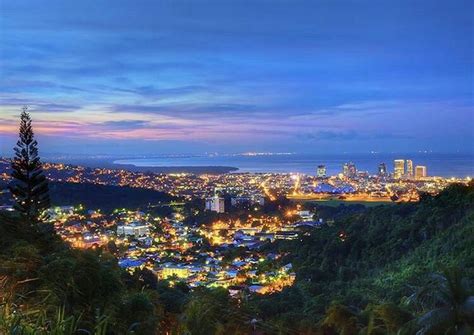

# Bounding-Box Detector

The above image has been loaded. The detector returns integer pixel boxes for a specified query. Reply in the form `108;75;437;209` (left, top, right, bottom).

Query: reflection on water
114;153;474;177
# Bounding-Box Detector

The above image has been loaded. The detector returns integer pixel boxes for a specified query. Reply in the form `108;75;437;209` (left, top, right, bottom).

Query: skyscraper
343;163;349;176
406;160;414;178
415;166;427;179
343;162;357;178
394;159;405;179
317;165;327;178
378;163;387;176
348;162;357;177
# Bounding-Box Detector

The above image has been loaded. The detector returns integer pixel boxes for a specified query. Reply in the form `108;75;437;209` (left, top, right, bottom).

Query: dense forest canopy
1;181;178;212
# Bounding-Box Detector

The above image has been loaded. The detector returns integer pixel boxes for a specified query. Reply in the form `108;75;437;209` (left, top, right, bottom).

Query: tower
415;166;427;179
394;159;405;179
406;160;414;178
317;165;327;178
343;162;356;178
343;163;349;176
348;162;357;177
378;163;387;176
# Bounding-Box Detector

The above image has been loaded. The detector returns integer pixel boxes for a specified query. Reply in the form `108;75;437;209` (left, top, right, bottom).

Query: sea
114;153;474;178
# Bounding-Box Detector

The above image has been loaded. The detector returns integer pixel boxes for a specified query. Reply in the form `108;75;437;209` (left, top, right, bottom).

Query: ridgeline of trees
253;182;474;333
1;181;179;213
1;109;473;334
48;182;177;212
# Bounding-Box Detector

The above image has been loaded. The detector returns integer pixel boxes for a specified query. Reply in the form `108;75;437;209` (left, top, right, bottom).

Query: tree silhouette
9;106;50;223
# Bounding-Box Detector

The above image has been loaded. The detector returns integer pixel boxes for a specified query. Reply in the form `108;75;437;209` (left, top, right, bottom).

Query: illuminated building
415;166;427;179
70;233;106;249
394;159;405;179
159;264;190;279
343;163;349;176
317;165;327;178
296;210;313;221
343;162;357;178
117;222;150;237
406;160;414;178
118;258;144;271
205;195;225;213
378;163;387;176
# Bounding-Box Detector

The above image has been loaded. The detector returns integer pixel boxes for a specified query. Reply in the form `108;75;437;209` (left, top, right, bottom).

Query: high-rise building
343;163;349;176
348;162;357;177
205;195;225;213
343;162;357;178
378;163;387;176
406;160;414;178
415;166;427;179
317;165;327;178
394;159;405;179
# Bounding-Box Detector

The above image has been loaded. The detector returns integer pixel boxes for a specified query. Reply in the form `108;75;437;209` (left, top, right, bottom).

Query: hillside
1;181;178;212
1;183;473;334
251;182;474;332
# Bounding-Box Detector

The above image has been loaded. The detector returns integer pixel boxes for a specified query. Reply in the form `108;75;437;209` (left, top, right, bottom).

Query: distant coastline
111;164;239;174
35;152;474;177
41;156;239;174
112;153;474;177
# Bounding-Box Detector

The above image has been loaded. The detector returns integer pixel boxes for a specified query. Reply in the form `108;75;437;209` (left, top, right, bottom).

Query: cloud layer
0;0;472;155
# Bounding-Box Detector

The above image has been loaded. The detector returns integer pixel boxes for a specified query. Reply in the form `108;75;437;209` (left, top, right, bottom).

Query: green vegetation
1;183;473;334
1;181;178;213
48;182;177;212
9;107;50;223
251;182;474;333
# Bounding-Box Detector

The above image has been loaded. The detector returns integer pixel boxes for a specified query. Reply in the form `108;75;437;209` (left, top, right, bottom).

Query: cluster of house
199;209;324;248
45;204;320;295
120;252;296;295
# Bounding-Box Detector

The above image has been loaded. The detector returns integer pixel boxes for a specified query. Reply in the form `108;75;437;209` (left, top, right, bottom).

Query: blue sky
0;0;472;155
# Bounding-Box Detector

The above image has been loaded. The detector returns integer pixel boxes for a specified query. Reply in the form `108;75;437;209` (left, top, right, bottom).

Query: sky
0;0;473;156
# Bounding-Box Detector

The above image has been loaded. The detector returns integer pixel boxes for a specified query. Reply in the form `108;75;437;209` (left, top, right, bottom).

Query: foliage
9;107;50;223
181;288;250;335
48;182;177;212
408;268;474;334
248;182;474;333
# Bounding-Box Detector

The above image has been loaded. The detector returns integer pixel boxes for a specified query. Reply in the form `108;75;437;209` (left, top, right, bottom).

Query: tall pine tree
9;106;50;223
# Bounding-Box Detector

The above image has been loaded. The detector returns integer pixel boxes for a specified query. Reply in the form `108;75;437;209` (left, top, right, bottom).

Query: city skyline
1;0;473;155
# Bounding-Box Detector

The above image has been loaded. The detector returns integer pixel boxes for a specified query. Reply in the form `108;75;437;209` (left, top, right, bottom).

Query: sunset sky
0;0;473;155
